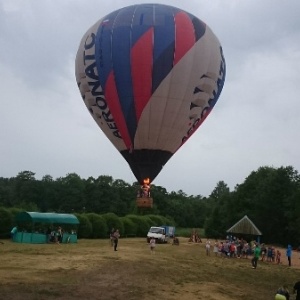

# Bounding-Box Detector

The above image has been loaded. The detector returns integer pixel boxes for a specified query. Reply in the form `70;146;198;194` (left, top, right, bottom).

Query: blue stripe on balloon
189;15;206;41
152;5;176;93
131;4;154;45
111;5;137;143
95;10;118;88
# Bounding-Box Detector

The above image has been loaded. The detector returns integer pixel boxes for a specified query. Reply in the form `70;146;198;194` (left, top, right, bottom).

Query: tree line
0;165;299;246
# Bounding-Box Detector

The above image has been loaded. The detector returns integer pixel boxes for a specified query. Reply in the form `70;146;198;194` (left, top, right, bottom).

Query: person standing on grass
260;243;266;261
213;241;219;256
110;228;115;246
293;281;300;300
286;244;292;267
149;237;156;254
205;240;211;256
113;229;120;251
251;243;261;269
276;250;281;264
10;226;17;241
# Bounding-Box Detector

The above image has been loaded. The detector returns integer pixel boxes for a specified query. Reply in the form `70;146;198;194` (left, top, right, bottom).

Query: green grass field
0;238;299;300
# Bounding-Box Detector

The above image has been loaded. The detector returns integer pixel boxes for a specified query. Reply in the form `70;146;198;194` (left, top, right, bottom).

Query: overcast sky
1;0;299;197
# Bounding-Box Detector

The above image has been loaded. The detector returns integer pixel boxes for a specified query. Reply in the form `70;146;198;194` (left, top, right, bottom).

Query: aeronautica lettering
181;46;226;144
81;33;121;139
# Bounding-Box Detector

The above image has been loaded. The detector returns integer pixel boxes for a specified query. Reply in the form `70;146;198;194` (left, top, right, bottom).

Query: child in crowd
276;250;281;264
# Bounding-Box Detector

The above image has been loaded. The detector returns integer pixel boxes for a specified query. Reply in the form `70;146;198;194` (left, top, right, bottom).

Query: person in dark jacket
293;281;300;300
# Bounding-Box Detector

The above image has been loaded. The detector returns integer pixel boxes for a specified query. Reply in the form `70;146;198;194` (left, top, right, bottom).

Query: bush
8;207;23;223
120;217;137;237
147;214;166;226
101;213;124;236
141;216;155;228
75;214;92;238
85;213;108;238
0;207;13;238
126;214;150;237
162;215;176;226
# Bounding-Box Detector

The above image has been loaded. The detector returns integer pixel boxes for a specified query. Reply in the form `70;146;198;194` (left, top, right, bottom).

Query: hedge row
75;213;174;238
0;207;174;239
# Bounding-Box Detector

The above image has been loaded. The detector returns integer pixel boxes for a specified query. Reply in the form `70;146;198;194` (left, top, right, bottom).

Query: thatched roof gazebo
226;215;262;242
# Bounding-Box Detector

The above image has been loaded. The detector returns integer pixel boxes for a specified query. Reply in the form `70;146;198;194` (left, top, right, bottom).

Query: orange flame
143;178;150;185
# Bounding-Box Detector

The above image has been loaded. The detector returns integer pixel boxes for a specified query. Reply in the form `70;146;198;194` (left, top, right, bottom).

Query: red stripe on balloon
105;71;132;149
131;27;154;121
174;12;195;65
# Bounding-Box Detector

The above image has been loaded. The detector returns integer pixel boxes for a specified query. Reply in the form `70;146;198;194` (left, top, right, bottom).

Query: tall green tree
56;173;85;213
0;177;14;207
14;171;40;207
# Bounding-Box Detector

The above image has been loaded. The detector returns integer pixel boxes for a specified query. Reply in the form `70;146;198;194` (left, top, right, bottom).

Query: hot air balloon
75;4;226;207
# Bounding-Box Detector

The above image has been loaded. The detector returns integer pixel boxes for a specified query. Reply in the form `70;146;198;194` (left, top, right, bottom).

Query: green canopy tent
14;212;79;244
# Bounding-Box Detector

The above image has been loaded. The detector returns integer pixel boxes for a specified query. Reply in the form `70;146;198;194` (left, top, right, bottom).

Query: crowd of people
10;225;77;244
189;230;202;243
204;237;294;268
203;237;299;299
47;226;64;244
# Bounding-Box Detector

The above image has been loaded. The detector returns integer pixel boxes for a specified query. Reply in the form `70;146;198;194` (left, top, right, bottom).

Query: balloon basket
136;197;153;208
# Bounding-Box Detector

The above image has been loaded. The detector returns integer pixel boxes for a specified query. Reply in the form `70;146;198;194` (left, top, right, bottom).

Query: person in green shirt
251;243;261;269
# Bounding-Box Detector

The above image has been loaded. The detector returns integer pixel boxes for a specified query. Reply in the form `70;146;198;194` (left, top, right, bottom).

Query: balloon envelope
75;4;226;184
